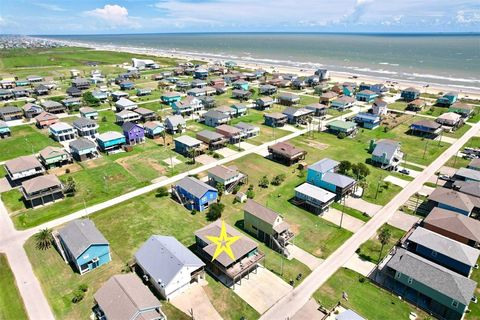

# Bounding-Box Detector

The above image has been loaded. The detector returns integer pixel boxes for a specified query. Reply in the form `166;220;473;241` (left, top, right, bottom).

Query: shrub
337;132;346;139
65;168;70;174
359;276;366;283
71;289;85;303
155;186;169;197
246;189;255;199
206;203;224;221
213;153;220;159
190;209;197;216
271;174;286;186
259;175;269;188
232;184;241;194
101;116;107;122
78;284;88;292
63;176;77;196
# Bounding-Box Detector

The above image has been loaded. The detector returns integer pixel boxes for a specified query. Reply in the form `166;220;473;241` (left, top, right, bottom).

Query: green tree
207;203;224;221
378;227;392;262
352;162;370;180
82;91;100;107
259;175;270;188
246;189;255;199
337;132;346;139
188;147;198;164
35;228;53;250
216;182;225;200
64;176;77;196
338;160;352;174
271;174;286;186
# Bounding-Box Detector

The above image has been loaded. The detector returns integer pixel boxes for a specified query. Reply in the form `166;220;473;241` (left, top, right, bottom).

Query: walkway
343;253;377;277
321;209;365;233
288;245;323;270
387;211;421;232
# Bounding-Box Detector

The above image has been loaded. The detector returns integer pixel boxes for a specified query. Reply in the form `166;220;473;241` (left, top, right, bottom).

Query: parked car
439;174;450;181
399;169;410;175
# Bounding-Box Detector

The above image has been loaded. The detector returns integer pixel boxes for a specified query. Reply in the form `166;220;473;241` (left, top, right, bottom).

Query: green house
38;146;71;168
326;120;357;136
449;102;474;118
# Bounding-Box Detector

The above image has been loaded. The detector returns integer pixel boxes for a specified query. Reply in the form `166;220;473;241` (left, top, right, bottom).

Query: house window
452;300;459;308
407;277;413;284
395;272;401;279
431;250;437;257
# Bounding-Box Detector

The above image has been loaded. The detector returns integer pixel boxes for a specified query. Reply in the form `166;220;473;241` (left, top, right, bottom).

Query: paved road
260;121;480;320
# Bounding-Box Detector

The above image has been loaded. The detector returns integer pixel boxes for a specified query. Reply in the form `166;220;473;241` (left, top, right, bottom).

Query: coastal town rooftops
133;107;154;116
264;112;287;119
327;120;357;130
23;103;42;112
39;146;68;159
321;91;338;99
79;106;96;114
162;91;181;97
428;187;479;213
69;138;96;150
135;235;205;288
41;100;63;108
322;172;356;188
174;135;202;147
403;87;420;93
22;174;62;195
216;124;242;135
282;107;313;117
278;92;300;100
58;219;109;259
451;102;474;111
424;207;480;243
469;158;480;170
197;130;225;141
176;176;216;198
235;122;258;131
143;121;164;130
5;155;42;174
411;119;442;129
165;115;186;127
0;105;21;114
94;274;163;320
244;199;280;225
457;181;480;198
334;96;356;104
73;117;96;128
372;139;401;160
49;122;73;131
208;165;239;181
455;167;480;181
309;158;339;173
408;99;425;106
386;247;476;306
195;220;258;267
358;89;376;95
295;183;336;203
122;121;142;132
408;226;480;266
305;103;328;110
97;131;124;141
204;109;230;120
115;98;136;108
35;112;58;122
268;141;305;157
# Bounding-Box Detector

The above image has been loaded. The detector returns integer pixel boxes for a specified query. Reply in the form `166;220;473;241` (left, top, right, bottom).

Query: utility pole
339;197;345;229
375;176;383;199
453;150;459;168
422;140;429;159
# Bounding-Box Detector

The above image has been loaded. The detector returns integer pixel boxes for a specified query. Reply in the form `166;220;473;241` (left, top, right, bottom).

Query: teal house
437;92;458;106
343;86;355;96
96;131;126;152
161;91;182;106
15;79;30;86
232;80;249;91
57;219;111;275
307;158;357;200
230;104;247;117
356;90;378;103
0;120;10;138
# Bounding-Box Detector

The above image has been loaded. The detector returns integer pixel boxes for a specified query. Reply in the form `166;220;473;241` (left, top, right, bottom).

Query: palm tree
160;130;167;147
35;228;53;250
188;147;197;164
378;227;391;263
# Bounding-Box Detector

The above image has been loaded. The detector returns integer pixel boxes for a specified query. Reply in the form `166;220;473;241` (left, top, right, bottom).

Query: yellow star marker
206;221;241;262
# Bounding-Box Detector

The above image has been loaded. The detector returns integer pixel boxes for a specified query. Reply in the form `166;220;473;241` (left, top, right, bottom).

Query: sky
1;0;479;34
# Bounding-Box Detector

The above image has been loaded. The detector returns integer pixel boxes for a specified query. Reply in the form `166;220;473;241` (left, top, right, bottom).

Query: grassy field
0;254;28;320
331;202;370;222
313;268;430;319
357;224;405;263
0;125;60;162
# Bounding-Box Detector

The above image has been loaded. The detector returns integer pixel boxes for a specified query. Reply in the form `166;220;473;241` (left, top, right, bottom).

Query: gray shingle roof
165;115;185;128
428;187;479;213
58;219;109;258
39;146;68;159
22;174;62;194
234;122;259;131
243;199;279;225
386;248;476;305
5;155;42;174
204;109;229;120
69;138;96;151
196;130;225;142
408;227;480;266
73;117;96;128
176;176;216;198
135;235;204;288
0;105;21;114
322;172;356;188
208;165;239;181
424;207;480;243
455;167;480;182
309;158;339;173
282;107;313;117
372;139;400;162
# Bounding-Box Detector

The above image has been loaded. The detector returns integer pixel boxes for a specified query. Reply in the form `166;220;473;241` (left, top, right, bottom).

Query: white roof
294;183;336;203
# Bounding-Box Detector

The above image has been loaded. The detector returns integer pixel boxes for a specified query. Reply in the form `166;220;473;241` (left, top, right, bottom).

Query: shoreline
42;38;480;99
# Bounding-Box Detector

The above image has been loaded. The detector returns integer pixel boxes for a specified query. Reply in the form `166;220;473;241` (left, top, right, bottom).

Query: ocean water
44;33;480;89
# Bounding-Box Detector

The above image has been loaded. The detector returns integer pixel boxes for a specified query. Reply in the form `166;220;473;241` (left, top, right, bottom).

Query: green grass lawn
331;202;370;222
388;101;408;112
0;254;28;320
97;110;122;133
443;123;471;139
313;268;430;319
357;224;405;263
0;125;60;162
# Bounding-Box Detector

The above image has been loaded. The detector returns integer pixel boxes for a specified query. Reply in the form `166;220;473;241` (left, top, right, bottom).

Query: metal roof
174;135;202;147
309;158;339;173
58;219;109;259
175;176;216;198
322;172;356;188
294;183;336;203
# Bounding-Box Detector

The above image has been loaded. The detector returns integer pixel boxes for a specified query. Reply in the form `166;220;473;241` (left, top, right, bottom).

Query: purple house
122;122;145;145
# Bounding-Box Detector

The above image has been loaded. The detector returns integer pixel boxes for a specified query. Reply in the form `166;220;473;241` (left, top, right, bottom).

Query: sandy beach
52;39;480;100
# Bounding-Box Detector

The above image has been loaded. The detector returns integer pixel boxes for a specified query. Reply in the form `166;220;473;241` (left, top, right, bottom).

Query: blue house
354;112;381;129
232;80;249;91
57;219;111;275
406;227;480;277
161;91;182;106
356;90;378;103
230;104;247;117
307;158;356;200
144;121;164;139
359;83;387;95
401;87;420;101
122;122;145;145
307;158;339;185
428;187;477;216
96;131;126;152
194;68;209;80
437;92;458;106
173;176;218;211
119;81;135;90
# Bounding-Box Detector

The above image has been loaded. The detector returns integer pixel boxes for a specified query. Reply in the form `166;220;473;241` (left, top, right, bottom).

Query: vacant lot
0;254;28;320
357;224;405;263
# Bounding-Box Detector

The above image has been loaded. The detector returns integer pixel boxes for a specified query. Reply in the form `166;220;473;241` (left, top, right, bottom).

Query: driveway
435;135;457;144
282;125;301;132
0;178;12;193
287;245;323;270
388;210;421;232
170;282;222;320
343;253;377;277
344;197;382;217
239;141;257;150
418;185;435;196
384;175;409;188
215;147;238;158
233;266;291;314
254;146;270;157
292;298;325;320
321;208;365;232
195;154;216;165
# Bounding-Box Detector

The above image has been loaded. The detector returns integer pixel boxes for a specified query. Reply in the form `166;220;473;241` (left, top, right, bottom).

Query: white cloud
85;4;140;28
0;16;6;27
456;9;480;24
35;3;66;12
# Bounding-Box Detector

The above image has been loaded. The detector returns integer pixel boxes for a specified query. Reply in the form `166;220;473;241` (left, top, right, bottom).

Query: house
91;90;108;101
69;138;98;161
12;87;30;98
214;105;236;117
423;207;480;247
449;103;474;118
436;112;462;129
194;220;264;287
356;90;378;103
66;86;82;97
409;119;442;137
407;99;427;111
216;124;245;143
35;112;58;128
187;87;206;97
208;165;246;193
232;80;249;91
320;91;338;106
161;91;182;105
0;120;10;138
455;181;480;199
354;112;381;129
293;182;336;214
326;120;358;136
282;107;314;125
172;96;203;115
264;112;288;127
331;96;356;110
115;110;141;124
453;167;480;183
305;103;328;117
259;84;277;95
268;141;306;166
62;97;82;110
315;68;330;80
164;115;186;134
57;219;111;275
0;89;13;100
204;110;230;127
336;309;365;320
93;274;167;320
307;158;357;200
21;174;64;207
369;139;403;170
372;98;388;116
380;247;476;320
194;68;209;80
0;78;15;88
71;78;90;90
96;131;126;152
122;122;145;145
230;104;247;117
196;130;228;150
49;122;75;142
135;235;205;301
278;93;300;106
173;135;205;157
342;86;355;97
359;83;387;95
210;78;225;87
0;105;23;121
199;96;216;109
34;84;49;96
234;122;260;139
79;107;98;120
243;199;294;256
255;97;275;110
136;88;152;97
4;155;44;182
404;226;480;277
111;91;129;101
134;107;156;122
115;98;137;112
27;75;43;83
437;92;458;106
72;118;98;139
401;87;421;101
143;121;164;139
232;89;252;101
41;100;66;114
23;103;43;119
119;81;135;90
172;176;217;211
468;159;480;171
428;187;479;216
38;146;71;168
